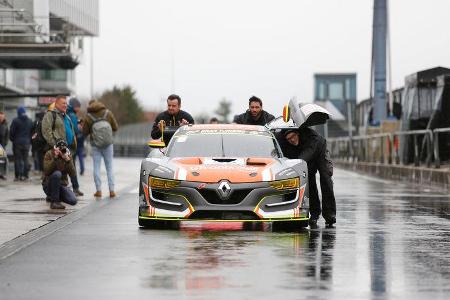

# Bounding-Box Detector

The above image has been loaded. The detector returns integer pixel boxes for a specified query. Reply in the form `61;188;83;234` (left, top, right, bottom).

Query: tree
98;85;144;125
194;112;211;124
214;98;232;123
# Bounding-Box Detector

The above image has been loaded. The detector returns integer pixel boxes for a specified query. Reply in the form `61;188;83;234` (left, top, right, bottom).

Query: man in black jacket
151;94;194;142
9;106;33;181
233;96;275;126
282;127;336;228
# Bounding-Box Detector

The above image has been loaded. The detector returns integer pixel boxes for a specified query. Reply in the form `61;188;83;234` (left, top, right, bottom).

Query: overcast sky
75;0;450;118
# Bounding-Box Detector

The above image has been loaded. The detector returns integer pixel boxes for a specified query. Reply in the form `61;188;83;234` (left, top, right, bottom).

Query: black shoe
309;218;319;229
50;202;65;209
45;196;51;202
325;216;336;227
74;189;84;196
0;175;6;180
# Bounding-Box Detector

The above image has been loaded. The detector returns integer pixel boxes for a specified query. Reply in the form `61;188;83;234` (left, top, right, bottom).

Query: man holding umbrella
278;100;336;228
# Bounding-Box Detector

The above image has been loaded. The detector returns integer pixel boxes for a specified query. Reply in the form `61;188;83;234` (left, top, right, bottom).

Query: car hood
171;157;278;183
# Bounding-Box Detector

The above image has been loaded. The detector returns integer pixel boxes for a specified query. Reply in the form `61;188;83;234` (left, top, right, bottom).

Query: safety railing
328;128;450;169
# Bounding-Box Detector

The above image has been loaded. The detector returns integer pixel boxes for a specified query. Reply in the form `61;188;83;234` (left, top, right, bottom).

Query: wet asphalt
0;168;449;300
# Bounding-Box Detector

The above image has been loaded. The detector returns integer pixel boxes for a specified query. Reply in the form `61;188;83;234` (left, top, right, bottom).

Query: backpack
88;110;113;148
31;111;56;151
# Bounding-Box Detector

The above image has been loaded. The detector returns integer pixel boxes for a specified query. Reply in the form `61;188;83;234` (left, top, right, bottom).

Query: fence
328;128;450;169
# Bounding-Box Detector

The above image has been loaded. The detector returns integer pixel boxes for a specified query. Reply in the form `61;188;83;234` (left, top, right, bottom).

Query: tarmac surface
0;161;449;299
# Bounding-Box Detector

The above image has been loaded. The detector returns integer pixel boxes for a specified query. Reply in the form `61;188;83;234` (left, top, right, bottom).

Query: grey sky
76;0;450;118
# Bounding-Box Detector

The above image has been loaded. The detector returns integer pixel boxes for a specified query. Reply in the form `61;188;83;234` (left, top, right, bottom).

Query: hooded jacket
233;110;275;126
82;101;118;137
9;111;33;145
42;148;76;186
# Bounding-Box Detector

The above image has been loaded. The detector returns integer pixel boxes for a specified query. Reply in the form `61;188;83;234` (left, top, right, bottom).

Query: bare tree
214;98;232;124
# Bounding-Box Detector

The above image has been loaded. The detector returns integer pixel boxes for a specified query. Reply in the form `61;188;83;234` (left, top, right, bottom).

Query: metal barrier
113;123;152;158
328;127;450;169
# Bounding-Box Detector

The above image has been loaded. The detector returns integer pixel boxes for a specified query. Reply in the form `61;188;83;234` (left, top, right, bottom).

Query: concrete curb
335;160;450;192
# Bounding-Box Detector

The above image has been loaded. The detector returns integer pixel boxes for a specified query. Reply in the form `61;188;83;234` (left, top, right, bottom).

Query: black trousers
13;144;30;179
308;150;336;220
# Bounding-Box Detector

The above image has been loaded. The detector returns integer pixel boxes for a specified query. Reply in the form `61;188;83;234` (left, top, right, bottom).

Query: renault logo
217;181;231;198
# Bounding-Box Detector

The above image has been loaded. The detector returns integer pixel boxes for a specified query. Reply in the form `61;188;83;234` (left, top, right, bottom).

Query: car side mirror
147;139;166;148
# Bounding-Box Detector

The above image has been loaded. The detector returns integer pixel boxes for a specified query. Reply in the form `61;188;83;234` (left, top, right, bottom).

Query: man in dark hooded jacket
281;127;336;228
9;106;33;181
233;96;275;126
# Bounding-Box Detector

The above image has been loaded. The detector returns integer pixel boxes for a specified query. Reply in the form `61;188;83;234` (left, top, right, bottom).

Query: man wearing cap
9;106;33;181
233;96;275;126
282;127;336;228
42;139;77;209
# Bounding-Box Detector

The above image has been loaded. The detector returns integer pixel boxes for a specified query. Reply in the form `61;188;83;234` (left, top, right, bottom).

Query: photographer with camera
42;139;77;209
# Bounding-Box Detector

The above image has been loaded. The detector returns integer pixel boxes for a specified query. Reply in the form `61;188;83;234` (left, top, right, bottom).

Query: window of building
39;70;67;81
329;82;344;100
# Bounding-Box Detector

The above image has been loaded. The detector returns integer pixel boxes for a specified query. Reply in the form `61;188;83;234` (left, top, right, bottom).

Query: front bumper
138;180;309;222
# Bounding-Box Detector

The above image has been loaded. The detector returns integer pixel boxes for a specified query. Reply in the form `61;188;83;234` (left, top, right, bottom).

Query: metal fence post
413;134;419;167
434;131;440;169
426;130;432;168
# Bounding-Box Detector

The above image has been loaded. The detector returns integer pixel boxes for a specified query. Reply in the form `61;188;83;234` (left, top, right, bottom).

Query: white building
0;0;99;117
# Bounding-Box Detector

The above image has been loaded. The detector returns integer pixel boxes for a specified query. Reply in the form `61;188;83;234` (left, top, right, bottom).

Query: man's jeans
92;144;115;192
43;171;77;205
69;147;79;190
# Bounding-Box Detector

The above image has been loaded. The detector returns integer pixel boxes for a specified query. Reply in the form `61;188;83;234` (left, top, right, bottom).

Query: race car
138;123;310;229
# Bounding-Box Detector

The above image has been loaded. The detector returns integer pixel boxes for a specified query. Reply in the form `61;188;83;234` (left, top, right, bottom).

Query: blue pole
372;0;387;125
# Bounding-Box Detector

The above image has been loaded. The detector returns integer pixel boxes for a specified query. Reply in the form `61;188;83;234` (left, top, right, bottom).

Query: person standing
82;100;119;198
9;106;33;181
0;111;8;149
151;94;194;142
31;110;46;173
41;96;82;196
0;111;9;180
233;96;275;126
67;98;84;195
282;128;336;228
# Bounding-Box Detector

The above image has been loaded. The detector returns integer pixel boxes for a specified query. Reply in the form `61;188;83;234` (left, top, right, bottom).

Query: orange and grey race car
138;123;311;229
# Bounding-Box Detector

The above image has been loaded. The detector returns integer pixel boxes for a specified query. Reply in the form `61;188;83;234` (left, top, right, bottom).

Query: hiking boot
93;191;102;198
109;191;116;198
74;189;84;196
50;202;65;209
309;218;319;229
325;216;336;228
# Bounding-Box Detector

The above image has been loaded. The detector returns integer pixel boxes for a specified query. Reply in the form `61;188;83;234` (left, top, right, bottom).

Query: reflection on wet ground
139;169;450;299
1;168;449;299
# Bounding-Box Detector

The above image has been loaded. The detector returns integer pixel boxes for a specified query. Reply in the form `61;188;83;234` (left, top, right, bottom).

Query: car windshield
166;130;281;158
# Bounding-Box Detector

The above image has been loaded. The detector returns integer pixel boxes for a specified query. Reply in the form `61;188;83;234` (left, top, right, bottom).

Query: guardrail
328;127;450;169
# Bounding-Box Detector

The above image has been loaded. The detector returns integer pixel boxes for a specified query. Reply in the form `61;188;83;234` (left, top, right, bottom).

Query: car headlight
270;177;299;190
149;176;180;189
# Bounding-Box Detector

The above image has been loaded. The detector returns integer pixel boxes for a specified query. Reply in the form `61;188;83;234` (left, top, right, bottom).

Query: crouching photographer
42;139;77;209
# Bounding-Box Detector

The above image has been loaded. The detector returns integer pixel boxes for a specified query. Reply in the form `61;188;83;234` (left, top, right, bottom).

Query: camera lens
61;148;67;154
